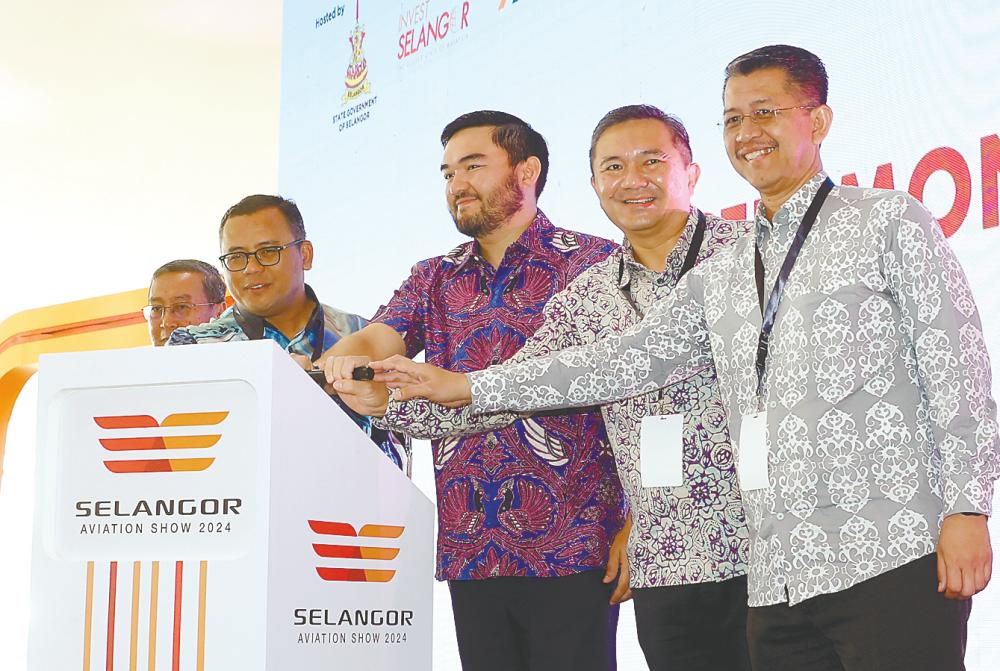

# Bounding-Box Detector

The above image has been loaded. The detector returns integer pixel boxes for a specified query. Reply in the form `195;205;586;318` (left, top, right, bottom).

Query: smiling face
590;118;699;235
441;126;525;238
219;206;313;320
723;67;830;212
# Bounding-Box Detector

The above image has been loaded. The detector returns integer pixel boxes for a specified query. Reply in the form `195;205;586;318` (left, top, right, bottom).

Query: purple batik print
373;211;625;581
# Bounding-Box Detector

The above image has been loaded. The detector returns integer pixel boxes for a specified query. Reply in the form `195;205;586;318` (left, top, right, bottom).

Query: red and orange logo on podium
94;411;228;474
309;519;404;583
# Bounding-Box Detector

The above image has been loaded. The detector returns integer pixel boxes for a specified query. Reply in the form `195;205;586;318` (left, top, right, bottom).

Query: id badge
639;414;684;488
737;411;769;490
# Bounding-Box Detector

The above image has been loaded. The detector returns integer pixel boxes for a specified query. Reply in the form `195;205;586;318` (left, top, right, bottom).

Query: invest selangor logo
94;411;228;474
309;520;404;583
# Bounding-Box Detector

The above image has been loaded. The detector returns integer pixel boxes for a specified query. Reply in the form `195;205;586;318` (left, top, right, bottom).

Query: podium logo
94;412;228;474
309;519;404;583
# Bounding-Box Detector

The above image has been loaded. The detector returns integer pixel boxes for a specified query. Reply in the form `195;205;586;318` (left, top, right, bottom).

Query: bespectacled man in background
145;259;226;346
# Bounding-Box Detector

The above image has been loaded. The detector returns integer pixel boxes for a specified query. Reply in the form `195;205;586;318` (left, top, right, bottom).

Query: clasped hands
297;353;473;417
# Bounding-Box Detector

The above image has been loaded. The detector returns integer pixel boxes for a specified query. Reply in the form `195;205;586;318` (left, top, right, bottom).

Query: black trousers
747;553;972;671
632;574;751;671
448;569;619;671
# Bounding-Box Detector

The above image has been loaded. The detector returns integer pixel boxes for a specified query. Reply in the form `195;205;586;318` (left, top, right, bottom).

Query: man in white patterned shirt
337;106;753;670
371;46;999;671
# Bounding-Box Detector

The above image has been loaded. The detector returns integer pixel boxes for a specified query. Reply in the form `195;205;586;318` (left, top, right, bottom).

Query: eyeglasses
218;239;305;272
143;302;220;322
719;105;817;132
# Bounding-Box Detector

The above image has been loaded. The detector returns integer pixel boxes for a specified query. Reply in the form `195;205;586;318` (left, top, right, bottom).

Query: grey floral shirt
381;209;753;588
469;173;1000;606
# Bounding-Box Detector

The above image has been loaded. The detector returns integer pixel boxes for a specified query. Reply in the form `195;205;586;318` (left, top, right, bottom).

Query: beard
449;173;524;238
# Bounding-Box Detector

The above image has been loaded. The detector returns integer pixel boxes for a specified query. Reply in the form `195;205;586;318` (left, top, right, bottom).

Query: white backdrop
277;1;1000;669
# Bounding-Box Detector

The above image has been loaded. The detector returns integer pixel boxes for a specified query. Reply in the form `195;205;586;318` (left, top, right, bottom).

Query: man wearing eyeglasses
371;45;998;670
167;194;410;474
145;259;226;346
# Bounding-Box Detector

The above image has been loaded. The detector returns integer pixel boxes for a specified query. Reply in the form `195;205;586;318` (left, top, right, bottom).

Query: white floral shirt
381;209;752;588
469;173;1000;606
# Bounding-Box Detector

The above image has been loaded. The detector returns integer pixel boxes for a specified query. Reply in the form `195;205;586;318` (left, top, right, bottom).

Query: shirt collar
618;207;700;289
234;283;323;351
755;170;829;231
446;209;553;271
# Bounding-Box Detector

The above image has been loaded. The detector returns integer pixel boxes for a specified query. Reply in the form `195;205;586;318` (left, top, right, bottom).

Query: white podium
27;340;434;670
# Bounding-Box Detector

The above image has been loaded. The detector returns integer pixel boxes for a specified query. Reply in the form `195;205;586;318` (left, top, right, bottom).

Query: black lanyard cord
754;178;834;397
619;209;707;316
233;302;326;362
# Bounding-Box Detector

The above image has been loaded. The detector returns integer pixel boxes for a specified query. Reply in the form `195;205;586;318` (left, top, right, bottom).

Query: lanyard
754;178;834;398
233;301;326;362
618;209;707;316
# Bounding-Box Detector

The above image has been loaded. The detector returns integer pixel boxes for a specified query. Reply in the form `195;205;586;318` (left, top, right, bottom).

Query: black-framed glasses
219;239;305;272
143;303;221;321
719;105;817;132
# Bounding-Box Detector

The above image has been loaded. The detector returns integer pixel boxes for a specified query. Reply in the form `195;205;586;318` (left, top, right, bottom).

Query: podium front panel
27;341;434;670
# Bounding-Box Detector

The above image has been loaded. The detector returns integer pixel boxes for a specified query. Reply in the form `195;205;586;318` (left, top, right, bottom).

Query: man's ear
517;156;543;194
811;104;833;146
300;240;314;271
686;161;701;196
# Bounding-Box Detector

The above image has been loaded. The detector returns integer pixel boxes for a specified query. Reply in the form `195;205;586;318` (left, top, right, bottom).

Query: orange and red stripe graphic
172;561;183;671
80;559;208;670
309;520;404;583
106;562;117;671
94;412;227;473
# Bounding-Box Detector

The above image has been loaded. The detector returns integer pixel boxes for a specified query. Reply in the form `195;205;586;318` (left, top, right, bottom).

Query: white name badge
639;414;684;488
737;412;770;490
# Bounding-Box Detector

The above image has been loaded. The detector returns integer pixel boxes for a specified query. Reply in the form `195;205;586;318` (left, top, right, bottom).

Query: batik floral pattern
381;210;752;588
468;175;999;606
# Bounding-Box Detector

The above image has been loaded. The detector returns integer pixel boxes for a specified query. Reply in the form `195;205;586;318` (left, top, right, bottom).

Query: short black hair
219;194;305;240
724;44;828;105
589;105;693;172
440;110;549;197
150;259;226;303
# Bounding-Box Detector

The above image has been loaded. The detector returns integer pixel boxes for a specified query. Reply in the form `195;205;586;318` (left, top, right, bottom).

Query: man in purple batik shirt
316;111;626;671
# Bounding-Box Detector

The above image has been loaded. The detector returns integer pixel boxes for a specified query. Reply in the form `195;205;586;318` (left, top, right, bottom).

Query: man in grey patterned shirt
372;46;999;671
341;106;753;670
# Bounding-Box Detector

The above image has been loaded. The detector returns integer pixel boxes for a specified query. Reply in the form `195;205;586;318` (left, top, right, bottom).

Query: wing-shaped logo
309;520;404;583
94;412;228;474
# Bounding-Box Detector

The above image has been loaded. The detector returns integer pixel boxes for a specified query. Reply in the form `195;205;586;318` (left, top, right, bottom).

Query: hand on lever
369;355;473;408
317;354;372;384
313;354;389;417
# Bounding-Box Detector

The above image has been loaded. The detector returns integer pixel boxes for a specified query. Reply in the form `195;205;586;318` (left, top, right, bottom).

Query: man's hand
603;513;632;604
370;355;473;408
318;354;372;384
331;378;390;417
289;353;313;371
937;513;992;599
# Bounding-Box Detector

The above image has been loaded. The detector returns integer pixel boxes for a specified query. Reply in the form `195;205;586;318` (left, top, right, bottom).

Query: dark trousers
632;574;751;671
449;569;619;671
747;553;972;671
